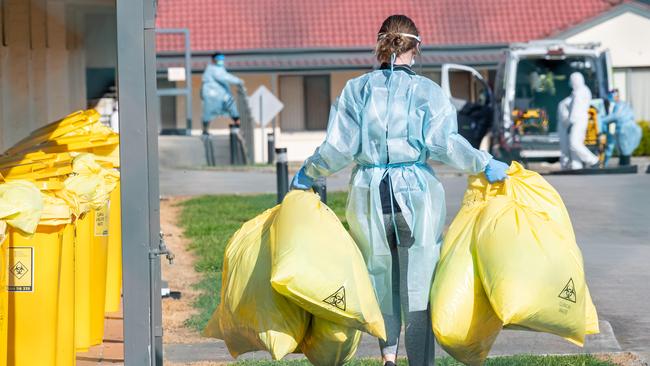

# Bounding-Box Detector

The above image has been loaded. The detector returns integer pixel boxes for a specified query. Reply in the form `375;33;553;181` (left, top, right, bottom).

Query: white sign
249;85;284;127
167;67;186;82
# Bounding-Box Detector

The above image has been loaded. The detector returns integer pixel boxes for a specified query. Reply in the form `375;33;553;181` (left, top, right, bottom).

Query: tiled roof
156;0;625;52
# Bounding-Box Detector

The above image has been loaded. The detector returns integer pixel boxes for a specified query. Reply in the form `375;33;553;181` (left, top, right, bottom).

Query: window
304;75;331;130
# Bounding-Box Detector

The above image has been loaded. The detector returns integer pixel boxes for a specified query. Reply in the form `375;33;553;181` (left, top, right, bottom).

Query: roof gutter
157;43;510;57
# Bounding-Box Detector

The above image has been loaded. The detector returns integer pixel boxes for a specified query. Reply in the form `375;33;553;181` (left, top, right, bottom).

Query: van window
514;56;599;133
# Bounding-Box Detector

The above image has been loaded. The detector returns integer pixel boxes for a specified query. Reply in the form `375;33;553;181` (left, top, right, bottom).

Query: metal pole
314;177;327;204
276;147;289;203
229;124;239;165
259;93;264;163
184;29;192;135
116;0;162;364
267;133;275;165
271;73;278;136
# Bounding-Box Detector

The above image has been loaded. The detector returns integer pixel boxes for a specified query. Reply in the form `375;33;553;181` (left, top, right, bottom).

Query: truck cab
441;40;612;162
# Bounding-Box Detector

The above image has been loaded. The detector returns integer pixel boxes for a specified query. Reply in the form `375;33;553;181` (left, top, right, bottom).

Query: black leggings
378;213;436;366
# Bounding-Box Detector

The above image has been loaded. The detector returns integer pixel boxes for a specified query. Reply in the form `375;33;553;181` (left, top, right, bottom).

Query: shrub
633;121;650;156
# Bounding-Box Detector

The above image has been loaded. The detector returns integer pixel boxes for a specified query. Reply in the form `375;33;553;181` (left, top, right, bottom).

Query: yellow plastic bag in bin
40;191;73;226
474;167;590;345
64;153;119;212
270;190;385;340
431;175;503;366
203;206;309;360
0;180;44;234
301;317;362;366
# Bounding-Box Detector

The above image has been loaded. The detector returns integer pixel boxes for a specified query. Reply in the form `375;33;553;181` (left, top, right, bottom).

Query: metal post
183;30;192;135
116;0;162;364
155;28;192;136
259;93;264;163
276;148;289;203
267;133;275;165
229;124;240;165
314;177;327;204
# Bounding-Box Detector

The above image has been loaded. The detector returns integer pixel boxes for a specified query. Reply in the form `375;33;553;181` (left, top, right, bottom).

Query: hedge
633;121;650;156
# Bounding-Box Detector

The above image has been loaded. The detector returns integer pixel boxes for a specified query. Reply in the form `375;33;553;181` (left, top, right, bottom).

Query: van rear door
598;49;613;97
441;64;494;148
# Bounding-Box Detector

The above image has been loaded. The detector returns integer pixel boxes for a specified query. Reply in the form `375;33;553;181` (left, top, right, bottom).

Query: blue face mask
607;92;617;103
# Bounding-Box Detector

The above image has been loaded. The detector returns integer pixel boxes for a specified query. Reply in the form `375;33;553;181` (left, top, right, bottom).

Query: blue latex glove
291;166;315;190
484;159;509;183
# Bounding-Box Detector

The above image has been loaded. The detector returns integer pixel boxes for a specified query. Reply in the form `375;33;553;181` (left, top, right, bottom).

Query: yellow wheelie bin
0;180;72;366
105;181;122;313
0;225;8;366
74;211;93;352
64;153;119;350
89;203;110;345
71;205;110;351
3;110;97;156
36;181;78;366
57;222;76;366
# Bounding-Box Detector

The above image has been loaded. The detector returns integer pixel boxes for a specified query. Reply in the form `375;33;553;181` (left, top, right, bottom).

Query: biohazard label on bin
94;203;110;237
9;247;33;292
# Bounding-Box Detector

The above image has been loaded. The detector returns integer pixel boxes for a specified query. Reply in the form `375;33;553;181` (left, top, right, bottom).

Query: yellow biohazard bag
0;180;44;234
431;176;503;366
487;163;598;336
270;190;386;340
40;192;73;226
202;206;309;360
63;153;119;213
474;164;594;345
300;317;362;366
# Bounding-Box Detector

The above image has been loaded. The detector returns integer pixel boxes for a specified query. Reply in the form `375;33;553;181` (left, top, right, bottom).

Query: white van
441;40;612;162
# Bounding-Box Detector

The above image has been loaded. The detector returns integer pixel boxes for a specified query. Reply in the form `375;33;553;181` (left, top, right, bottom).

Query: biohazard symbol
558;278;577;303
323;286;346;311
10;261;28;280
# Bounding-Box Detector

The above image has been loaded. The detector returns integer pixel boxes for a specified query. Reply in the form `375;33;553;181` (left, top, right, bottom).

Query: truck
441;40;612;163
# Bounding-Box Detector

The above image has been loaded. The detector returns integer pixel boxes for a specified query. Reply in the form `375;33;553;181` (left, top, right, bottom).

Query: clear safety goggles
378;32;422;53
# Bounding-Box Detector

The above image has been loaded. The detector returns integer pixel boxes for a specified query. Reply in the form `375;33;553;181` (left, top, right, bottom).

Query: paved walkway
76;311;125;365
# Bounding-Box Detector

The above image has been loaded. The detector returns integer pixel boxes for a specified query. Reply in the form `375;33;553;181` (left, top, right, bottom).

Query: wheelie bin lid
4;110;98;156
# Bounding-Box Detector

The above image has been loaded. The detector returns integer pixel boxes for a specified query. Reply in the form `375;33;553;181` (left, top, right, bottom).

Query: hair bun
375;15;420;64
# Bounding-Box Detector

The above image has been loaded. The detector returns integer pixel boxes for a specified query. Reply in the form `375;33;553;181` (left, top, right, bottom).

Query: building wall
566;11;650;68
330;71;365;102
0;0;115;151
0;0;91;151
172;72;275;131
278;76;305;131
565;10;650;119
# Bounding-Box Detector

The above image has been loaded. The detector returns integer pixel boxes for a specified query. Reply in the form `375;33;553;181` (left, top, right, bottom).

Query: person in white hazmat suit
290;15;508;366
559;72;599;169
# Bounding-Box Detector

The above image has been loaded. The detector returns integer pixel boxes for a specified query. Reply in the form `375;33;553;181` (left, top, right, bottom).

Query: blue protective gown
302;67;491;314
601;101;642;160
200;64;243;122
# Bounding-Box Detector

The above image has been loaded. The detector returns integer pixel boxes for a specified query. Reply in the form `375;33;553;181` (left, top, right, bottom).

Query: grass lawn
177;193;616;366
